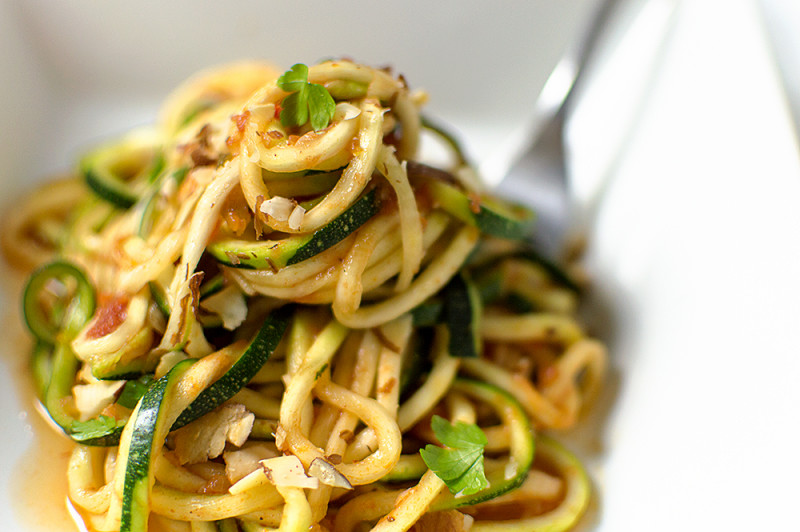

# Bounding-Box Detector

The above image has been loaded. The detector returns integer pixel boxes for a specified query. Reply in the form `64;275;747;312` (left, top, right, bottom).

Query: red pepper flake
200;475;231;495
227;110;252;149
539;364;559;387
378;377;397;395
258;130;284;149
274;103;282;119
467;192;482;214
234;110;250;131
86;295;129;339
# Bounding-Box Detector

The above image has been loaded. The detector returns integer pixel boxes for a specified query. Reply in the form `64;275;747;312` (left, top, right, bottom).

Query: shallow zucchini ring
470;436;592;532
430;378;535;510
21;261;122;445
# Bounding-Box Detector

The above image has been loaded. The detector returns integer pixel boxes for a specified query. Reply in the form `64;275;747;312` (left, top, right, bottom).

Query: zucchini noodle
2;59;608;532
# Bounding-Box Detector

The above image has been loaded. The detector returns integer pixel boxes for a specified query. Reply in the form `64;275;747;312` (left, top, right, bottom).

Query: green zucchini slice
119;358;195;532
383;454;429;483
80;131;162;209
208;189;380;270
23;260;96;344
34;339;127;446
30;341;53;399
171;305;292;430
44;342;83;431
411;299;444;327
444;273;482;358
425;179;534;240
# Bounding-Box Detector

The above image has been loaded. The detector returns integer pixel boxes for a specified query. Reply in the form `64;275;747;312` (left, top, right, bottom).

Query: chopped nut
260;455;318;489
224;442;279;483
308;457;353;489
172;404;254;464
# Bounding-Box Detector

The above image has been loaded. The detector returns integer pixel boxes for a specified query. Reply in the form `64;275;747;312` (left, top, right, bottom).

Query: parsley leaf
280;91;309;128
277;63;309;93
277;63;336;131
307;84;336;131
70;415;126;442
420;415;489;496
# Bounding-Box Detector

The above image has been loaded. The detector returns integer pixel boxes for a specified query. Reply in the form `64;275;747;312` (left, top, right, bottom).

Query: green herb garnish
420;415;489;496
71;415;126;442
277;63;336;131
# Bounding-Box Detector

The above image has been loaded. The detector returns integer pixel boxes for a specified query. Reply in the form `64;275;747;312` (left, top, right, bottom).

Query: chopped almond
224;442;279;484
200;286;248;330
260;196;297;222
260;455;318;489
308;457;352;490
172;403;254;464
72;380;125;421
228;454;318;494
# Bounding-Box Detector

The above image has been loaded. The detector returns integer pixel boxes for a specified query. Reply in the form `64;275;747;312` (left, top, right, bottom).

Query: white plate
2;0;799;531
572;0;800;529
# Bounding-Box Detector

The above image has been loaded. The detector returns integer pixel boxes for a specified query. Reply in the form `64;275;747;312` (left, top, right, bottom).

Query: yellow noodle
67;446;113;515
377;146;424;290
333;225;479;327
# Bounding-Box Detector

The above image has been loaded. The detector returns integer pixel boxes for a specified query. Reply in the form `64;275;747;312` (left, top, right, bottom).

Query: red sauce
85;295;128;340
0;271;78;531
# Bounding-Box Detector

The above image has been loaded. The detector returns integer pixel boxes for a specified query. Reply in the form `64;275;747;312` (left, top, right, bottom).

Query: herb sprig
420;415;489;496
277;63;336;131
71;415;126;442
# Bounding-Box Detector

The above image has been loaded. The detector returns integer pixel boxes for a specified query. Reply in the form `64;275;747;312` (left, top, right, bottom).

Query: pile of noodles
2;60;606;532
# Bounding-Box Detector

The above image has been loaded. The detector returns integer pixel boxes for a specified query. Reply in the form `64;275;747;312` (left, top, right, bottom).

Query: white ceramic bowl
2;1;799;531
0;1;601;530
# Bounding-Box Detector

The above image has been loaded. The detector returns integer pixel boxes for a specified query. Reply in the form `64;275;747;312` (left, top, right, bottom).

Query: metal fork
495;0;622;258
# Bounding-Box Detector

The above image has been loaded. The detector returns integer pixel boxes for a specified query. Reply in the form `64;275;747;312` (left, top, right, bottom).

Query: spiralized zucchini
2;59;607;532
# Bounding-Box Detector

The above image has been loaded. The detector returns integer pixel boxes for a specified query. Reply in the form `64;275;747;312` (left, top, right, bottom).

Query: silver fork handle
483;0;623;187
533;0;623;139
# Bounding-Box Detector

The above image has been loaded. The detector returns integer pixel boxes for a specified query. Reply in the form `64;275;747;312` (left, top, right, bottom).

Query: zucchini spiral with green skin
2;59;606;532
